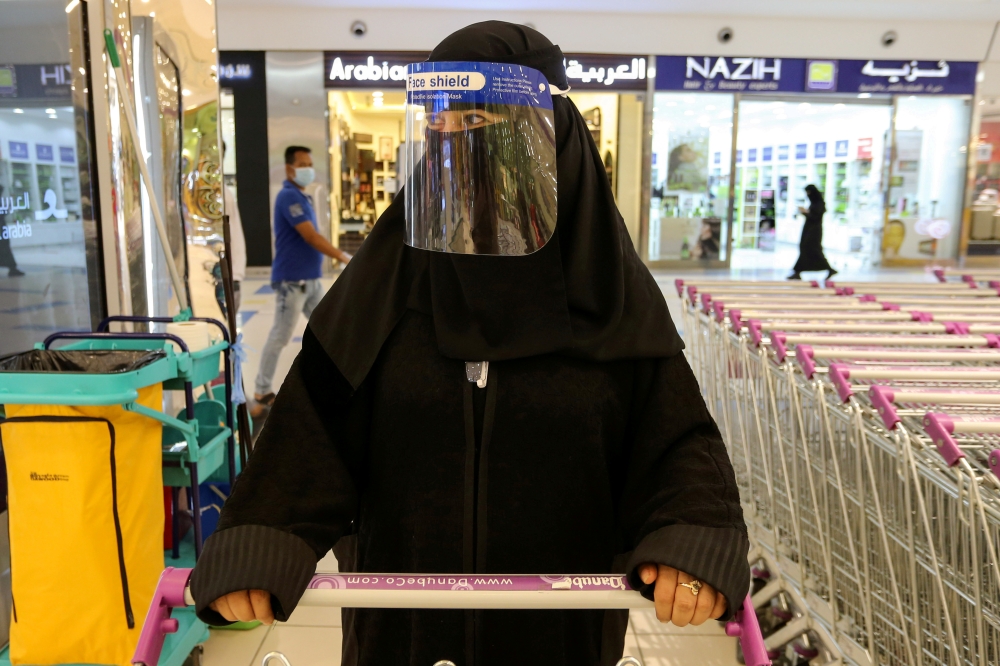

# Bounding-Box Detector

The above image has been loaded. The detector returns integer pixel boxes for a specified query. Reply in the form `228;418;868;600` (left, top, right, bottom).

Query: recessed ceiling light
12;108;23;114
45;108;56;114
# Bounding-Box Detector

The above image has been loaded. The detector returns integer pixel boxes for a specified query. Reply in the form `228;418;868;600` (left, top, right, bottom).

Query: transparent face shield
404;61;558;256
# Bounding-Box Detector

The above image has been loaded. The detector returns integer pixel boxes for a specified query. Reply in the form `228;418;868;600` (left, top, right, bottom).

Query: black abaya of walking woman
190;22;750;666
789;184;837;280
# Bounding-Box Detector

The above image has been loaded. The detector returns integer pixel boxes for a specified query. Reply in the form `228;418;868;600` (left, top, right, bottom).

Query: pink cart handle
922;413;965;467
726;594;771;666
674;279;685;297
133;571;770;666
934;268;945;282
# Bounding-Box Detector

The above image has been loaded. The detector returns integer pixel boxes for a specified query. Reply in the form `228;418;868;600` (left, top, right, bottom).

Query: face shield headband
403;61;558;256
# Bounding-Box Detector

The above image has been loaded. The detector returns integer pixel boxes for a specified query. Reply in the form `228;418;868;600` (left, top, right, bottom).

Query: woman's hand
798;206;808;215
638;564;726;626
209;590;275;625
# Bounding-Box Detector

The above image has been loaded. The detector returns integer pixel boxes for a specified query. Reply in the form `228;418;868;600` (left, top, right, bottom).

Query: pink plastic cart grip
674;279;685;297
990;280;1000;290
714;300;727;323
729;309;743;331
882;302;900;311
687;285;698;302
835;287;855;296
725;594;771;666
748;319;764;348
944;321;971;335
829;364;854;403
922;413;965;467
772;331;789;363
810;280;820;288
933;268;945;282
132;567;192;666
825;281;836;288
986;334;1000;348
962;274;975;284
869;386;900;430
859;294;877;302
990;450;1000;480
702;294;714;315
795;344;816;379
910;311;934;322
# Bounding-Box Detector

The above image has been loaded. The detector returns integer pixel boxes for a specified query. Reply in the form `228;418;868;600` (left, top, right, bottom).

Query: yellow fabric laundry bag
2;384;165;666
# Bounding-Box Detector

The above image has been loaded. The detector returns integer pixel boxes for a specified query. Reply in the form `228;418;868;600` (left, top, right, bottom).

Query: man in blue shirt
252;146;352;415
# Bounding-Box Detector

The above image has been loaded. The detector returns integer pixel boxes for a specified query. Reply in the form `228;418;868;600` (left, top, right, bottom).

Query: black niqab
805;184;826;215
309;21;682;390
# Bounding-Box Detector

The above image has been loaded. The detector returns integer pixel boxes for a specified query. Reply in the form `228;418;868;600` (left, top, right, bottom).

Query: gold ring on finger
679;580;703;596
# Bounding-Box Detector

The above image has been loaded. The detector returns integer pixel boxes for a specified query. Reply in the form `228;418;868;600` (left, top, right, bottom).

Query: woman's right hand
209;590;275;624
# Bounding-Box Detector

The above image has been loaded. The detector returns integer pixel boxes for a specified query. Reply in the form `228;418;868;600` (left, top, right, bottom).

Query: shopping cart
131;568;772;666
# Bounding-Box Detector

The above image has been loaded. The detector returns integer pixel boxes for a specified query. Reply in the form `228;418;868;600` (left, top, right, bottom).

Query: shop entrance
733;97;892;272
328;88;405;255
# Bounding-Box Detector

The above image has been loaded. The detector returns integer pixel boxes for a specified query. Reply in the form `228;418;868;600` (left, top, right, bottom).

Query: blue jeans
254;279;324;395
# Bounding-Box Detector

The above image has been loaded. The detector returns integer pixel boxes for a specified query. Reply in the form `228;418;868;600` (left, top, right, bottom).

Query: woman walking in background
789;184;837;280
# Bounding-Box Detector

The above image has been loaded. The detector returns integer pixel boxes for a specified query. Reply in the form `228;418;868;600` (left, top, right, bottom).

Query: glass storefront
0;1;103;356
649;93;734;263
648;56;978;269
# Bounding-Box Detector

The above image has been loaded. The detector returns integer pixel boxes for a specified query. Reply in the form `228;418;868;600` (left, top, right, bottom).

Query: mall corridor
2;1;1000;666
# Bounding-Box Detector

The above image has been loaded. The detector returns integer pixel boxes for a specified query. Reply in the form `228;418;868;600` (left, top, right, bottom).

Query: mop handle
132;568;770;666
103;29;189;312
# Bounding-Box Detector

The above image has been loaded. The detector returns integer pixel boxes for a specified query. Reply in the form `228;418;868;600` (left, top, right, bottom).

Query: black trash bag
0;349;166;374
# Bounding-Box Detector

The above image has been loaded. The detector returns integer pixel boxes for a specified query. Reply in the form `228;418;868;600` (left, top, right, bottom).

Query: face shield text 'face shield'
404;61;558;256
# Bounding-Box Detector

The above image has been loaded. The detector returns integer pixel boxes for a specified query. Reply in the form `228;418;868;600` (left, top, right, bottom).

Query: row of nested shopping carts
676;267;1000;666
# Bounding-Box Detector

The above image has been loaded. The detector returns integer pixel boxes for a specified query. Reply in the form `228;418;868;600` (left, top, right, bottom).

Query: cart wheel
616;658;642;666
262;652;292;666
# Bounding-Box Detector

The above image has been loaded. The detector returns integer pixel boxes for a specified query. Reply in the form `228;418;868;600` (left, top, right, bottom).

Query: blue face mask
293;167;315;188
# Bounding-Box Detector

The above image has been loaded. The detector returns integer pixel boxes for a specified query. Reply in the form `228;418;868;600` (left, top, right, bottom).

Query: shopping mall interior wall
217;7;996;63
220;51;271;267
266;51;332;259
617;95;644;247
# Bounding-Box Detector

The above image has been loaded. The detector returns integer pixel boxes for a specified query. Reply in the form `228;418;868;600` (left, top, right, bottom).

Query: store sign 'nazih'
658;55;976;95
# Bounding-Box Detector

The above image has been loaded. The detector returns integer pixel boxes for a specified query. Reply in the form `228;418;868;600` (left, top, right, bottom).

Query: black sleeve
620;353;750;621
189;325;371;625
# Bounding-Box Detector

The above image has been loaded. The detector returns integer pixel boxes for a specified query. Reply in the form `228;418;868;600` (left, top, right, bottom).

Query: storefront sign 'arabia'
324;52;429;88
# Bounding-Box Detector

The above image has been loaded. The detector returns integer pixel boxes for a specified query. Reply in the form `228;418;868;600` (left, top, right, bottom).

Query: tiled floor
214;260;930;666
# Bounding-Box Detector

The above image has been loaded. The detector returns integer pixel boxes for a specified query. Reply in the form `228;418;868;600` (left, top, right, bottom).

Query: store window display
648;93;734;263
735;100;891;271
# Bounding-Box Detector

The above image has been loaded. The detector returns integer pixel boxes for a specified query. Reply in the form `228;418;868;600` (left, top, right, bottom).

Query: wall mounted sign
36;144;53;162
219;63;253;81
656;56;805;93
748;148;757;163
0;64;72;100
59;146;75;164
815;142;827;159
9;142;28;160
795;144;807;160
562;54;648;91
657;56;977;95
762;146;773;161
835;140;849;158
324;52;429;88
778;145;789;161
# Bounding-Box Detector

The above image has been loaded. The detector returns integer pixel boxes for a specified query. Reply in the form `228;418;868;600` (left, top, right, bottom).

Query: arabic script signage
656;56;977;95
563;54;648;91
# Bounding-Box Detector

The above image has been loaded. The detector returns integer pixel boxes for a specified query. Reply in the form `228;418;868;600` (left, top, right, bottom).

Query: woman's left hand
638;563;727;626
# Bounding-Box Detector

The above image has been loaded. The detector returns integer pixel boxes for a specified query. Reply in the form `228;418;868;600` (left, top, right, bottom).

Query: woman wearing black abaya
190;22;749;666
789;184;837;280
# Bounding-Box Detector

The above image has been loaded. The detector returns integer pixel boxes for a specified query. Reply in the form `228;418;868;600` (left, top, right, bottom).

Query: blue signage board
815;142;827;159
748;148;757;163
795;144;807;159
9;141;28;160
835;59;978;95
60;146;75;163
835;140;849;158
736;149;743;163
656;56;806;93
656;56;977;95
714;151;721;165
36;144;53;162
778;145;789;161
762;146;773;162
